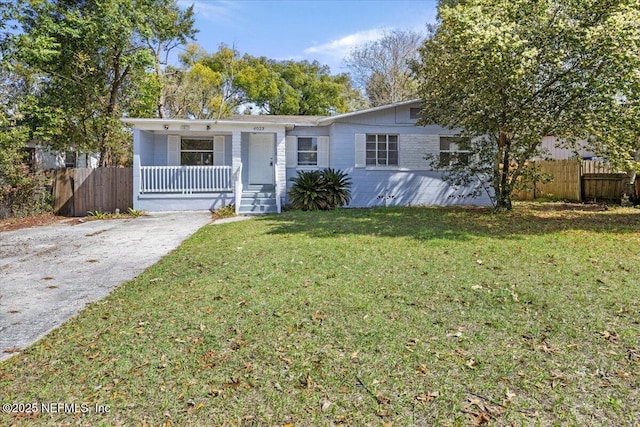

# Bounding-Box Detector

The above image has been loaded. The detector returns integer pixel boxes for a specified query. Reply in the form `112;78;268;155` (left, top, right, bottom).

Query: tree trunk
496;131;513;210
154;44;166;118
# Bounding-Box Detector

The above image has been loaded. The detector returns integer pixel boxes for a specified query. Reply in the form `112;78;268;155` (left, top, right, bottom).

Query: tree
165;45;364;117
345;29;423;107
137;0;197;118
7;0;195;166
163;44;240;119
250;59;359;115
413;0;640;209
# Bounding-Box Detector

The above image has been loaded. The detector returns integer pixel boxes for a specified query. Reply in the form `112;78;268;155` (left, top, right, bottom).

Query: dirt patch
0;213;72;232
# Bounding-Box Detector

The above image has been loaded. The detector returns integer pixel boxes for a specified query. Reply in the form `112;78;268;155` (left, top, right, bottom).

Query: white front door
248;133;275;185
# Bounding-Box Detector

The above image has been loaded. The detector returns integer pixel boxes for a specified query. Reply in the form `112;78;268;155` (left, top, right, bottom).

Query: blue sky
176;0;438;73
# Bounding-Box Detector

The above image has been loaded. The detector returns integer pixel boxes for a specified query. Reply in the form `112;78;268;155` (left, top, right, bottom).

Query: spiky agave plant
320;168;352;209
288;170;327;211
288;169;352;211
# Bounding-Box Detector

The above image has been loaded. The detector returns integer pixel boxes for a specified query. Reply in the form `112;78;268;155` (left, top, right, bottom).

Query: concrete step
240;198;276;207
242;192;276;199
246;184;275;192
237;204;278;214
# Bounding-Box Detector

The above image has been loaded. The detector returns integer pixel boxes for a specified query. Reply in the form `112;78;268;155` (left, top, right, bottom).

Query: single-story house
122;99;493;214
24;142;100;170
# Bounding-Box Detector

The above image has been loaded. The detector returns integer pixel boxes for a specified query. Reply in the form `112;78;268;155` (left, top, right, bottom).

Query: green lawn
1;204;639;426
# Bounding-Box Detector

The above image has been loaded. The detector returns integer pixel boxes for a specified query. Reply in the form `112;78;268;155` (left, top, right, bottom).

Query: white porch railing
140;166;232;194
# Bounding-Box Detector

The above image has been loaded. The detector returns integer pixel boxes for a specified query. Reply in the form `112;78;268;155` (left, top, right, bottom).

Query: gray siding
284;121;492;208
136;193;234;212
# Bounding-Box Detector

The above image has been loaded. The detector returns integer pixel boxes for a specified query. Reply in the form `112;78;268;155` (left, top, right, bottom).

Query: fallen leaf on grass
504;389;516;402
312;311;325;323
376;393;390;405
320;398;332;412
415;391;439;403
463;396;503;426
279;355;293;365
417;364;430;375
600;330;618;341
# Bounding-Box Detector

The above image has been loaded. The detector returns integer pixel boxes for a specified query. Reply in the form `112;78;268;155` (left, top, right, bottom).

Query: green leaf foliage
413;0;640;209
5;0;195;166
165;44;364;117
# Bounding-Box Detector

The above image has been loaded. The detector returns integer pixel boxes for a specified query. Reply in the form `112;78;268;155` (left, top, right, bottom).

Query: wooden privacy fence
514;160;636;202
53;168;133;217
513;159;582;201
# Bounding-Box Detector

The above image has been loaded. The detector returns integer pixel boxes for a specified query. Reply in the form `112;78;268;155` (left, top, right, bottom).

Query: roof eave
317;99;421;125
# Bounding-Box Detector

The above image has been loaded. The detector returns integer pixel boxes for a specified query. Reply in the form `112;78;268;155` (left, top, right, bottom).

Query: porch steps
238;185;278;215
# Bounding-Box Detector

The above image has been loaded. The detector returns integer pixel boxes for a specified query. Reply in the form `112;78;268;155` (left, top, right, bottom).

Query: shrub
288;168;351;211
212;204;236;220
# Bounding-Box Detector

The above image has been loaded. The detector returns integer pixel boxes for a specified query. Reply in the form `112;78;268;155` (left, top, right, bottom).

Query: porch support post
132;129;142;210
275;128;287;213
232;130;242;214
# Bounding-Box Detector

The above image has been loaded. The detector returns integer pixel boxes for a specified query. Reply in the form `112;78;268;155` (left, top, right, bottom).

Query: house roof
121;99;421;129
227;114;325;126
317;99;420;125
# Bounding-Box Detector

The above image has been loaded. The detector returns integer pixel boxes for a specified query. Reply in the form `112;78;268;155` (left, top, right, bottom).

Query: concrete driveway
0;212;212;362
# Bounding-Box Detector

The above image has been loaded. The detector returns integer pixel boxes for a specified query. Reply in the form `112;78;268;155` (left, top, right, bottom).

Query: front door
248;133;275;185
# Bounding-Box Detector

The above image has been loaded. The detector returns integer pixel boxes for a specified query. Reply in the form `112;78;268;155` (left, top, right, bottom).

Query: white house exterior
25;142;100;170
122;100;493;214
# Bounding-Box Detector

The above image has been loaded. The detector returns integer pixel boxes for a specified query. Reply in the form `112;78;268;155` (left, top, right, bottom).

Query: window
439;136;470;166
409;108;421;120
64;151;77;168
366;134;398;166
181;139;213;165
297;137;317;166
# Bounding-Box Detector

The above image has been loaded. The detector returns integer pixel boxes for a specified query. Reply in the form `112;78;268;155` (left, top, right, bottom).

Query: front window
181;139;213;165
440;136;470;166
366;134;398;166
297;137;317;166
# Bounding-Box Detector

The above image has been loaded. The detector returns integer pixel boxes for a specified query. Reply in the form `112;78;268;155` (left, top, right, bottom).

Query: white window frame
366;134;399;167
297;136;318;167
180;138;214;166
439;136;471;167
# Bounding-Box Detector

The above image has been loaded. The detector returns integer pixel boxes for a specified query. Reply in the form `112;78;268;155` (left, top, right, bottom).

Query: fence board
52;170;74;216
514;160;634;202
582;173;628;202
513;159;582;201
53;168;132;216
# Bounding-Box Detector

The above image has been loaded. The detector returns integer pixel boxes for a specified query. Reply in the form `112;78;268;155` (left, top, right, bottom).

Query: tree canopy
345;29;423;107
164;44;363;118
413;0;640;209
4;0;196;166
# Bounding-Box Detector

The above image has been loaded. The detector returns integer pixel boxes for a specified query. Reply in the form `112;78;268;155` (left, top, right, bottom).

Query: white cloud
304;29;385;59
177;0;238;22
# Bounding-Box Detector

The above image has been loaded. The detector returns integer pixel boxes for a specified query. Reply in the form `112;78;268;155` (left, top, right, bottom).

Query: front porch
137;165;279;214
129;121;288;213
